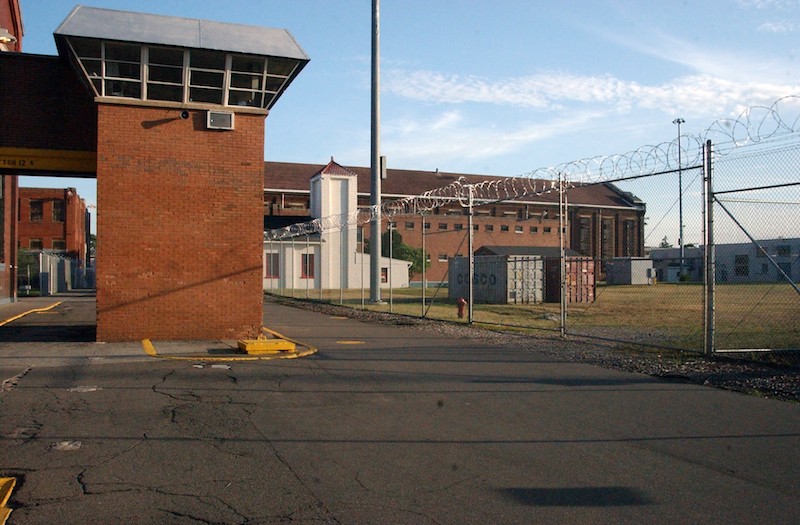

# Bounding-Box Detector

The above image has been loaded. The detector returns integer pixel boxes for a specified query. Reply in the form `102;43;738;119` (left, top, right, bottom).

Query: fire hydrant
457;297;467;319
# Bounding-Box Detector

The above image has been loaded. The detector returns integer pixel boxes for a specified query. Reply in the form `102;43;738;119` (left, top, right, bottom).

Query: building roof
315;159;358;178
476;246;582;258
264;161;644;210
54;6;309;60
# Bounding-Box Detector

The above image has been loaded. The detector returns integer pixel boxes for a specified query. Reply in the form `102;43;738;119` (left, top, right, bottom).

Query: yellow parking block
237;334;296;354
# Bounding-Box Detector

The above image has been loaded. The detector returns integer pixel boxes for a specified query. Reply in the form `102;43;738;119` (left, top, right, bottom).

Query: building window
734;254;749;276
147;46;185;102
381;267;388;283
424;222;431;230
473;224;479;231
530;226;538;234
438;254;448;262
30;238;43;250
301;253;315;279
622;220;636;257
404;222;414;229
52;239;67;251
438;223;448;230
543;226;552;233
425;254;431;262
485;224;494;232
53;201;66;222
578;216;592;255
265;252;280;278
454;223;463;231
66;38;300;110
500;225;509;232
776;245;791;257
515;226;523;233
30;200;43;222
104;42;143;99
601;218;615;259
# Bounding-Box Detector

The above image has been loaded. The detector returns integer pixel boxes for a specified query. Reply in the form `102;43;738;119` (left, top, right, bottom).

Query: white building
650;237;799;284
263;160;411;291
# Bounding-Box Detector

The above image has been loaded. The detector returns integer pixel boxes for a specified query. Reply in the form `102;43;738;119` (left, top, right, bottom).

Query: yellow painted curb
0;477;15;524
0;301;62;327
142;327;317;362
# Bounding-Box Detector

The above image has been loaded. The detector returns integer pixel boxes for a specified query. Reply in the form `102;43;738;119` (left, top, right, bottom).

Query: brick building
264;162;646;283
1;6;308;340
18;187;89;262
0;0;22;304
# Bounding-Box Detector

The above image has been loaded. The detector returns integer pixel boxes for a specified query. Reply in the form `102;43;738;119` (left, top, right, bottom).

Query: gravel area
272;296;800;403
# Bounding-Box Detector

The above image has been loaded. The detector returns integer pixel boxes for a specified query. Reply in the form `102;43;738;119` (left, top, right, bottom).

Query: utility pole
369;0;382;302
673;117;685;281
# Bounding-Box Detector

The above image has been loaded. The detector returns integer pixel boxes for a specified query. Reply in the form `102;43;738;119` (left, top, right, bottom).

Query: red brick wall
364;215;564;282
0;175;19;303
96;104;265;341
18;187;87;260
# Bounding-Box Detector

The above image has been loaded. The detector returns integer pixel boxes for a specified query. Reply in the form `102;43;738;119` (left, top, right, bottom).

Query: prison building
1;5;308;340
17;187;89;263
264;162;646;284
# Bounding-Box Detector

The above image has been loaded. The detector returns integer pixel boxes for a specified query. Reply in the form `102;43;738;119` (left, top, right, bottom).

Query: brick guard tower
52;6;309;341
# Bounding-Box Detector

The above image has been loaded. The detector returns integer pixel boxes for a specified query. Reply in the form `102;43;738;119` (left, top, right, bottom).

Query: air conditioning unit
206;110;234;130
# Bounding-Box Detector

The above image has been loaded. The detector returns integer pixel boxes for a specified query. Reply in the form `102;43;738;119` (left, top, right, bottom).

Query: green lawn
269;283;799;352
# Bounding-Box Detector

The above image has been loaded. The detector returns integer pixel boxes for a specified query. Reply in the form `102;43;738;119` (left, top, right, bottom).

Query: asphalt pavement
0;293;799;524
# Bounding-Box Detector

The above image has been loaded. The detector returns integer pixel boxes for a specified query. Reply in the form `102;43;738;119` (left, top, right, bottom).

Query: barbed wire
265;95;800;241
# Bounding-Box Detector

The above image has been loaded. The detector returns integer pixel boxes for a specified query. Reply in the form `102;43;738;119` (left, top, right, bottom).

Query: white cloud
382;108;609;170
378;67;800;172
735;0;800;9
758;20;797;31
385;69;800;118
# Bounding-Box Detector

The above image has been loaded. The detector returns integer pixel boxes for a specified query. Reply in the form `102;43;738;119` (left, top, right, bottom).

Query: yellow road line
0;477;15;525
142;328;317;362
0;302;62;327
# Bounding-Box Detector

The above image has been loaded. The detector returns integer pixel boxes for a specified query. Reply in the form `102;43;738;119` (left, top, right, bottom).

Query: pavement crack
246;413;340;523
2;366;32;392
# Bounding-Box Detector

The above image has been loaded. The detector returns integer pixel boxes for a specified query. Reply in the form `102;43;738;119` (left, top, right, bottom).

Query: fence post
468;185;474;324
559;172;567;337
389;220;393;313
421;211;426;317
703;140;715;355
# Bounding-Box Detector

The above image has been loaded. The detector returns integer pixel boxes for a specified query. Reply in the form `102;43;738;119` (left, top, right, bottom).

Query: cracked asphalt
1;294;799;524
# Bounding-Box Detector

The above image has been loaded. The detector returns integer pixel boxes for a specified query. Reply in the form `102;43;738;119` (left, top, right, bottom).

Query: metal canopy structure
54;6;309;60
53;5;309;110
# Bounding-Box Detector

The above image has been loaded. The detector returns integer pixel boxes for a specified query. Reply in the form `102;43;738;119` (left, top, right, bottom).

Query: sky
16;0;800;243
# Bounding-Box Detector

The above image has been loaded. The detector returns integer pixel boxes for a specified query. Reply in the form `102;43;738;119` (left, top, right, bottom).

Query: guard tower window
147;47;185;102
189;49;225;104
104;42;142;98
229;55;265;107
64;37;302;110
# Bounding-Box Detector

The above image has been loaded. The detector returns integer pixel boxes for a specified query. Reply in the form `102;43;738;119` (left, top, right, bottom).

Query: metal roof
54;5;309;61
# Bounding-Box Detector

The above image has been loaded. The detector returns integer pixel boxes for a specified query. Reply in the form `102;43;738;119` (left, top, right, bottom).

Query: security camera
180;110;190;120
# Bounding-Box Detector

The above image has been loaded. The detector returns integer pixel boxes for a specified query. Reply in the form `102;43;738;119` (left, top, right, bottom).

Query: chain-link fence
264;98;800;364
710;138;800;354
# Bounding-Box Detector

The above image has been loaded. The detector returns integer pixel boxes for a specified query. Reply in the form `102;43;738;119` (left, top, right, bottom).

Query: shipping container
448;255;543;304
544;257;595;303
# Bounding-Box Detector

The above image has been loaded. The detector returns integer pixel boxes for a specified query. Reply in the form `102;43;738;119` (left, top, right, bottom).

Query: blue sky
17;0;800;241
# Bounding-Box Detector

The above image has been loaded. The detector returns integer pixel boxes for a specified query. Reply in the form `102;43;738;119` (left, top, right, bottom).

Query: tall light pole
369;0;382;303
673;117;685;281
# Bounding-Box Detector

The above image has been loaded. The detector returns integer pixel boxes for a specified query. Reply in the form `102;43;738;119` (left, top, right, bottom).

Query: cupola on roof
54;5;309;110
